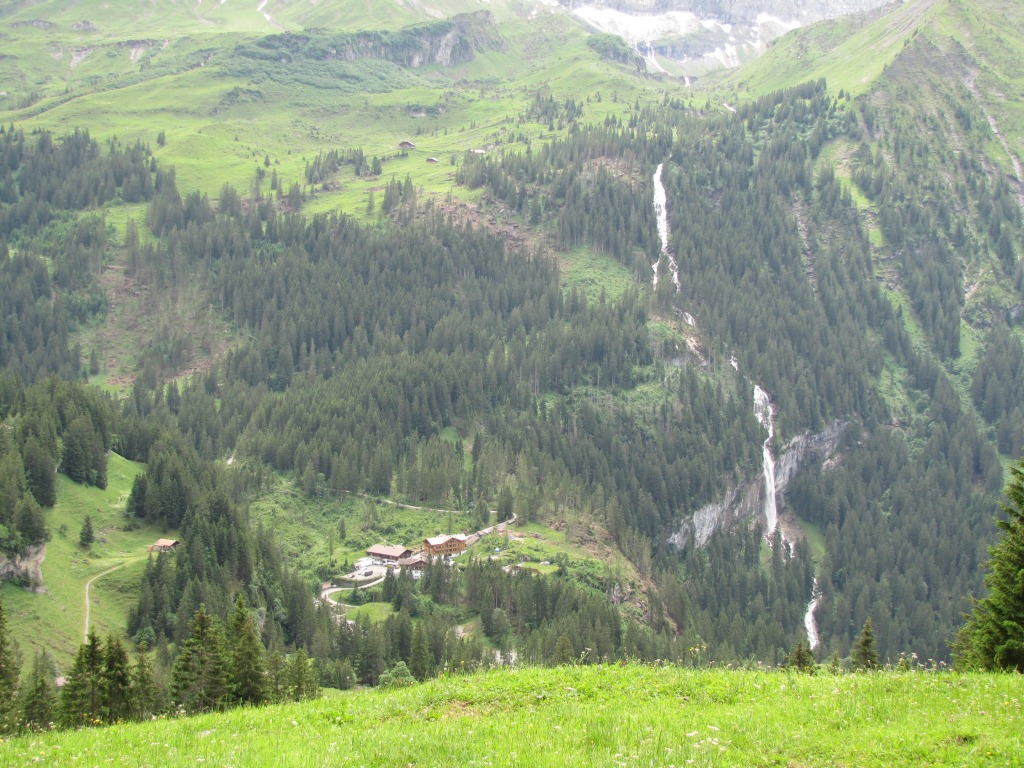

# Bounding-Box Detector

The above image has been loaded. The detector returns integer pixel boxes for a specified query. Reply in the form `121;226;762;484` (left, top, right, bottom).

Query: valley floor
5;665;1021;766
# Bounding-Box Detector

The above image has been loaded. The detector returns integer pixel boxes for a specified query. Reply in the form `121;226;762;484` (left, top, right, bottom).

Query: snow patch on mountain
572;6;702;40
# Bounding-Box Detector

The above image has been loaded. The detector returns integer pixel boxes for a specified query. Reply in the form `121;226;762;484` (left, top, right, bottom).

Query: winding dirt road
83;559;140;642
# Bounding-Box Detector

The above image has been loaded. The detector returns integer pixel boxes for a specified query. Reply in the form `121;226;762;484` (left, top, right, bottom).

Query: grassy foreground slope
4;665;1022;766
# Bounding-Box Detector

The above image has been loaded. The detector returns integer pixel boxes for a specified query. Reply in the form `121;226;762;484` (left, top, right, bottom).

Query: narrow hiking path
339;489;473;515
83;558;141;642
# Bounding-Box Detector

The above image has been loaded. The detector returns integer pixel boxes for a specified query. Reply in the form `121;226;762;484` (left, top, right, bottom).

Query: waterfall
753;385;777;535
804;578;821;650
652;162;680;290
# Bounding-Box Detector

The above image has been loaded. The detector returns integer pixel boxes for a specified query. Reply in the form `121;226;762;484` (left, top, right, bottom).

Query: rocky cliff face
774;419;848;492
0;544;46;592
669;420;849;550
330;11;506;68
236;11;505;71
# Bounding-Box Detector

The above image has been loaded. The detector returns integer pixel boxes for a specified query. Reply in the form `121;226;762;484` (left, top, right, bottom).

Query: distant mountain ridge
561;0;891;23
560;0;893;73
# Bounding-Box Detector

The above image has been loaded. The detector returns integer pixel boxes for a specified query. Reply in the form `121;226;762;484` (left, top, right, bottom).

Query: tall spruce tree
265;650;288;704
954;459;1024;671
14;495;48;547
0;597;20;734
79;515;94;548
851;617;880;671
409;622;431;681
288;648;319;701
59;631;104;727
171;606;230;714
21;650;56;731
228;595;267;706
130;645;161;720
22;436;56;508
102;635;132;723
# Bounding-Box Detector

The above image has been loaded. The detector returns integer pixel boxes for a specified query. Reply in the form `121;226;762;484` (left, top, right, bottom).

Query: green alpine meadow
0;0;1022;762
4;665;1024;767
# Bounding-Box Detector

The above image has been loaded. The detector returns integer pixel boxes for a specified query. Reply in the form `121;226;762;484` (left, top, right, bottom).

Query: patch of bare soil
436;197;543;256
94;258;231;389
582;156;642;186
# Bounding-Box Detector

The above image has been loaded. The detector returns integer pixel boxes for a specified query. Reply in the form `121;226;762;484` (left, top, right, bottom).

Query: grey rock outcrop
774;419;848;494
669;420;849;550
0;544;46;592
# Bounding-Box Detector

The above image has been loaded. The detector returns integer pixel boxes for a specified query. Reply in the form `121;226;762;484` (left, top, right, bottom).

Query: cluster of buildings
365;533;476;577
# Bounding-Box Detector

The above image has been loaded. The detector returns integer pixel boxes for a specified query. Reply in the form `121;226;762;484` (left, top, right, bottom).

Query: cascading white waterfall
753;384;777;535
754;385;822;648
652;162;680;290
804;578;821;650
651;157;819;650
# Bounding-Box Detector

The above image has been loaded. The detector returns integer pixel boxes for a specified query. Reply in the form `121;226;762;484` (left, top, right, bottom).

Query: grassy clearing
342;602;396;624
0;453;151;674
560;247;637;301
476;519;634;595
4;665;1022;766
793;518;826;566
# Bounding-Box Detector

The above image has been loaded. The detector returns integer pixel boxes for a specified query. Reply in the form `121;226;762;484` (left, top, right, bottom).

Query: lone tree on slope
954;458;1024;671
851;617;879;670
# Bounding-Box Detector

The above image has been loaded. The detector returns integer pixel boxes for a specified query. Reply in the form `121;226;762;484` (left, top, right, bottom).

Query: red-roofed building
147;538;179;552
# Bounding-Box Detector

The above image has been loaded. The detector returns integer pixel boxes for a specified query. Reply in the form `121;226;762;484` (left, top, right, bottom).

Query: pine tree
228;595;267;706
851;617;880;671
954;459;1024;671
337;659;356;690
79;515;94;548
265;650;288;704
22;436;56;508
287;648;319;701
130;645;160;720
103;635;132;723
409;622;431;681
497;486;514;523
827;650;843;675
20;651;56;732
786;640;816;673
59;631;105;727
554;633;575;665
62;415;102;486
0;597;21;734
171;606;230;714
14;495;48;547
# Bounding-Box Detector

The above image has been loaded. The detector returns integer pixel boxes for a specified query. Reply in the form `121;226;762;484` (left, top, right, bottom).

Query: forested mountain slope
0;0;1022;702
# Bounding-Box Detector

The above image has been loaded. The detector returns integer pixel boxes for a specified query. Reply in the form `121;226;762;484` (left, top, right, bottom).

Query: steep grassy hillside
4;665;1022;766
0;454;154;671
710;0;941;97
712;0;1024;113
0;0;656;205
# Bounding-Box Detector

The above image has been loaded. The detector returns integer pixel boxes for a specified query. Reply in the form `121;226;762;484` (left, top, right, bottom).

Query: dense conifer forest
1;0;1023;736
